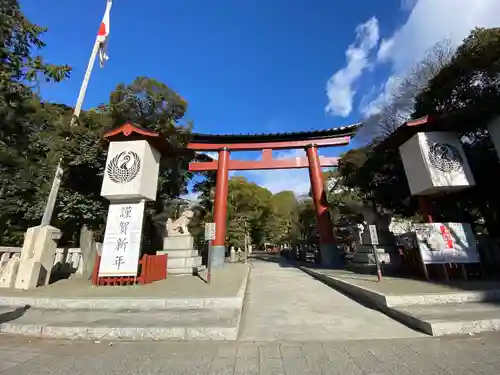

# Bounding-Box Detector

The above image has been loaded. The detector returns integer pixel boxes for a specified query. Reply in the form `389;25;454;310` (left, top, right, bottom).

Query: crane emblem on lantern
107;151;141;184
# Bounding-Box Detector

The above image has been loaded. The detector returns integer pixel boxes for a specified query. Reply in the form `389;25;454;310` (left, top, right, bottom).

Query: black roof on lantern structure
190;123;361;144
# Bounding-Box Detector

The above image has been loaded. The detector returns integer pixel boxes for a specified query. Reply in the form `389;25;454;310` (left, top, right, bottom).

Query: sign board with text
99;201;145;277
413;222;480;264
369;225;379;245
205;222;216;241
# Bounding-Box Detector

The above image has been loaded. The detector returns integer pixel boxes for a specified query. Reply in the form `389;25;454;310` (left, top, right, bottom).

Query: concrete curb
0;295;243;311
299;266;500;337
0;323;238;341
0;265;251;341
300;267;500;307
234;264;251;339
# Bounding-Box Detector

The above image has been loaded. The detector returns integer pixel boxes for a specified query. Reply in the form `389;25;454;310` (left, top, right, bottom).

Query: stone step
389;302;500;336
168;266;206;275
0;305;240;340
167;256;202;269
162;250;199;258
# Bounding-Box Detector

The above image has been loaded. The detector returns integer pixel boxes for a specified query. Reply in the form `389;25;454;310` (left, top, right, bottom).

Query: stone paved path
1;333;500;374
238;257;423;341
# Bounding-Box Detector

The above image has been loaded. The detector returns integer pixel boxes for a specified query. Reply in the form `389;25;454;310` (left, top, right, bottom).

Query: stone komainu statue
165;210;195;236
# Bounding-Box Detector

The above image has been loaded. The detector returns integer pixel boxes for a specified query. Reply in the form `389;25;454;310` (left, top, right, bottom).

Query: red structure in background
188;125;360;265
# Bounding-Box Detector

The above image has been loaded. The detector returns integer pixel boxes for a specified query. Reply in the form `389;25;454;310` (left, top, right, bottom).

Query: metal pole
372;244;382;282
40;38;101;227
207;240;212;284
244;220;248;264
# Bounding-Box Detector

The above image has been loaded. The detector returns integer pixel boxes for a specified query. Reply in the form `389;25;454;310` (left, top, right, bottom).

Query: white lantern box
101;140;160;201
399;131;475;196
488;117;500;157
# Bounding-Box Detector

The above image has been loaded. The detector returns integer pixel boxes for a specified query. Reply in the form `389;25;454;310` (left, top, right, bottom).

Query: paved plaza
1;333;500;374
239;257;423;341
2;255;500;374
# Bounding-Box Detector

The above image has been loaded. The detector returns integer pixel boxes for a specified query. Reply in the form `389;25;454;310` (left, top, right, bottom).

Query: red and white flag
97;0;113;68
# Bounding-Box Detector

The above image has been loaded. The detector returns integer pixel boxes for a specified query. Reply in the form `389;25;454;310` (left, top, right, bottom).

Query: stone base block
163;236;194;250
320;243;344;268
157;247;203;276
352;252;391;264
157;250;199;258
349;245;400;274
168;266;205;275
0;256;20;288
15;260;46;290
167;256;202;269
210;246;225;269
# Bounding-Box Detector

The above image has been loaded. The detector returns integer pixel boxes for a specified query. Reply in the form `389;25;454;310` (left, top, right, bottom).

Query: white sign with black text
99;201;145;277
369;225;379;245
205;222;216;241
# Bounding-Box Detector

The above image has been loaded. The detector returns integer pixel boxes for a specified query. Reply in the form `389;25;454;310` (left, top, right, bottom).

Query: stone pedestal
74;226;97;279
0;255;20;288
349;244;400;273
320;243;344;268
14;225;61;289
230;248;236;263
159;235;202;275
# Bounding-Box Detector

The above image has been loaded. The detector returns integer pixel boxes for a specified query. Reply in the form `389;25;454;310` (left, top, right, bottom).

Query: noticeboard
413;222;480;264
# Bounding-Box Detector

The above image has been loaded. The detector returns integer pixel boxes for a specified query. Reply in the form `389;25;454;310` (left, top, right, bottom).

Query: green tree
266;191;298;246
411;27;500;235
335;28;500;237
0;0;71;244
226;177;272;249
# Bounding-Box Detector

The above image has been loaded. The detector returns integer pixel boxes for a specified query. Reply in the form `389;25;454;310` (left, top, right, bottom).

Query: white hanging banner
99;201;145;277
413;222;480;264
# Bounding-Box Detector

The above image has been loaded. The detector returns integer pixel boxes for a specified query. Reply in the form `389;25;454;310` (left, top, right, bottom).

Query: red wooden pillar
417;195;433;280
418;195;433;223
305;145;336;265
212;148;230;268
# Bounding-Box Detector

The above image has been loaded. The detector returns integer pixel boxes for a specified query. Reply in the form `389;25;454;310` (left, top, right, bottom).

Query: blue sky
21;0;500;196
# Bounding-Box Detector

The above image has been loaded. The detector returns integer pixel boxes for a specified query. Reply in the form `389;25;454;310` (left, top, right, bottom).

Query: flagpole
40;35;103;226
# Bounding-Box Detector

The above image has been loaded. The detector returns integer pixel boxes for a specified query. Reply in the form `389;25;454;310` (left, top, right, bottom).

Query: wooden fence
91;254;167;286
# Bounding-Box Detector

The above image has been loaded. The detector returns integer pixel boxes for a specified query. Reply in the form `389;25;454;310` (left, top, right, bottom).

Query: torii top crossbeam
188;124;359;171
187;123;360;267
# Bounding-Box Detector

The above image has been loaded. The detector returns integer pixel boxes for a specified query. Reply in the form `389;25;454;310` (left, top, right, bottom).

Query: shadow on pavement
0;305;30;324
248;252;296;268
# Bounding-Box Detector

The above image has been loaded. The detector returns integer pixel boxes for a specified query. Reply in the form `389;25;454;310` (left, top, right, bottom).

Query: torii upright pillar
211;148;230;269
188;125;360;268
306;144;338;266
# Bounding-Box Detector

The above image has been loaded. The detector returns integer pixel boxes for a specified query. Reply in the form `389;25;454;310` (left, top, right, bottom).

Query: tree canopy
0;1;198;246
335;27;500;236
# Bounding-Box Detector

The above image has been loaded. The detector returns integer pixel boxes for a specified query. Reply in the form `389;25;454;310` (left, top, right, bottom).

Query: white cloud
376;38;394;63
325;17;380;117
362;0;500;116
197;151;218;160
360;75;400;117
180;191;201;202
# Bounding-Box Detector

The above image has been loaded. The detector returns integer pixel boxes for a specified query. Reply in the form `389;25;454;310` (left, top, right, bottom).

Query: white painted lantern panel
399;131;475;196
487;117;500;157
101;140;160;201
99;201;145;277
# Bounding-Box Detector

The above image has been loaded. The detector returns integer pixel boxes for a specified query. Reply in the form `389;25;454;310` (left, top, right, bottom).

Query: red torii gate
188;124;360;266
